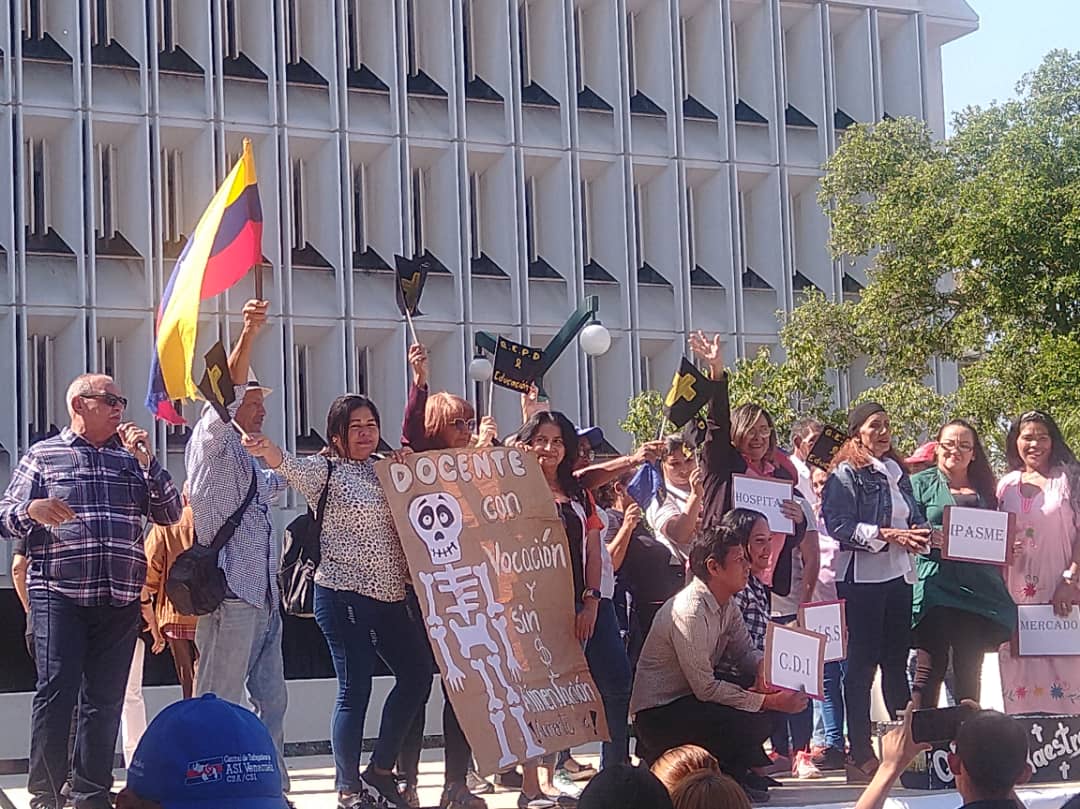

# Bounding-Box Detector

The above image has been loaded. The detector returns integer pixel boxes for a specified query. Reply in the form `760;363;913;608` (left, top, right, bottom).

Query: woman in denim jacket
821;402;931;782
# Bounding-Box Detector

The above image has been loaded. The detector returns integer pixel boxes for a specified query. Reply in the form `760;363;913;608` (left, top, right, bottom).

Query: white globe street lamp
468;355;494;382
578;322;611;357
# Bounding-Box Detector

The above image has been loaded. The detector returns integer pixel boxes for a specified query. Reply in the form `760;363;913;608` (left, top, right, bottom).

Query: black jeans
634;695;773;776
837;576;912;763
28;590;140;809
912;607;1003;708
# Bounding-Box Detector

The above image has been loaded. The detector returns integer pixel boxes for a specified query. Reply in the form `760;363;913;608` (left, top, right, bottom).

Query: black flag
663;358;712;429
807;424;846;471
395;254;429;317
492;337;544;393
196;341;235;423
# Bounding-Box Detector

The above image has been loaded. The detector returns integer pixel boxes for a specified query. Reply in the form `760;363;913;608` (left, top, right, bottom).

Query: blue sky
941;0;1080;124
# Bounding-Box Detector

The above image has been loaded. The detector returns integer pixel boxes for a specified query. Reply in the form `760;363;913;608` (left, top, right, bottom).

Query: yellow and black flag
663;358;712;429
394;254;429;317
196;341;235;423
807;424;846;471
493;337;544;393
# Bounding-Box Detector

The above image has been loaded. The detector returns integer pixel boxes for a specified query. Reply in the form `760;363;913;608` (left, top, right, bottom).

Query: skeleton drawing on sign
408;492;544;766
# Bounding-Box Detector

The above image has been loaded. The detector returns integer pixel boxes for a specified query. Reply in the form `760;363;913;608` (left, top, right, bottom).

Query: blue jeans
314;584;433;792
28;590;140;809
584;599;632;769
812;661;846;750
196;596;290;792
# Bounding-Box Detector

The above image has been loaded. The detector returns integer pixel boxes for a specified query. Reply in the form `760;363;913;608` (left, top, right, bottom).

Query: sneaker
793;751;823;779
810;746;847;772
764;751;790;775
362;767;410;809
339;789;389;809
466;769;496;795
517;794;557;809
560;758;596;781
552;770;584;799
496;769;524;790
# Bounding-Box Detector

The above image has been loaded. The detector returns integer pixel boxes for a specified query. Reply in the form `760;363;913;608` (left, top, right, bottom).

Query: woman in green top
910;419;1017;708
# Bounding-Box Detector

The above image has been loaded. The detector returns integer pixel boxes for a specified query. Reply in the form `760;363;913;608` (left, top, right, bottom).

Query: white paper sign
798;600;847;662
1017;605;1080;656
731;474;794;534
764;622;825;698
943;506;1011;566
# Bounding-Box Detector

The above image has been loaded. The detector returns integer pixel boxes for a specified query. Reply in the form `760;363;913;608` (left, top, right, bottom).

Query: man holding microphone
0;373;182;809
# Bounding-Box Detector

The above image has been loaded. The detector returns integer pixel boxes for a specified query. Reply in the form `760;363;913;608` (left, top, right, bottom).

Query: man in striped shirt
0;373;181;809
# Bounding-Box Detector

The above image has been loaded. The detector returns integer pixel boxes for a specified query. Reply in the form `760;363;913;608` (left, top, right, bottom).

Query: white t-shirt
595;507;616;600
840;457;916;584
791;455;818;512
645;482;692;561
770;497;817;617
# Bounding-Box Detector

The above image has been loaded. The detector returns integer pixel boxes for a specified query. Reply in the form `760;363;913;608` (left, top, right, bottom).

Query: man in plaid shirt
0;373;181;809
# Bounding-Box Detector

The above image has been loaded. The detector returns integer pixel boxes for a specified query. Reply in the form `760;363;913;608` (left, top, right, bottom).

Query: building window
291;158;307;249
686;185;697;270
157;0;176;52
355;346;369;396
224;0;239;59
678;17;689;100
90;0;111;47
284;0;301;64
162;148;184;243
626;13;638;96
574;7;585;93
351;163;367;255
28;333;55;437
23;0;44;39
639;354;652;392
97;336;118;378
24;137;48;237
345;0;362;71
524;177;538;263
580;179;592;262
737;191;748;271
406;0;419;77
411;167;427;255
462;0;476;82
518;1;531;86
731;22;741;99
94;143;119;240
294;343;311;437
468;172;482;261
632;183;646;266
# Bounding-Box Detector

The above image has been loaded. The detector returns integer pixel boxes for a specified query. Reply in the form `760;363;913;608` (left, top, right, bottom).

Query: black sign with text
492;338;544;393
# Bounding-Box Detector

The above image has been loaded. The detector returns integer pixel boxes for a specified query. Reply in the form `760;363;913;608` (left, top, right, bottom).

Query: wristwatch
581;588;602;602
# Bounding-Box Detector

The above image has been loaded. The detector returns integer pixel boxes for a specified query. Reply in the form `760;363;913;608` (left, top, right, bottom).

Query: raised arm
228;299;268;385
575;441;664;491
402;343;430;449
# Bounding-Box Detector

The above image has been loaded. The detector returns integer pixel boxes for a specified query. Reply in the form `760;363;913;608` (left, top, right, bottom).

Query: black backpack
279;457;332;618
166;471;258;617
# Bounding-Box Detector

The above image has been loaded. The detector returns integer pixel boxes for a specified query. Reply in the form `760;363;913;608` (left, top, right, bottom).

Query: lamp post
473;295;611;399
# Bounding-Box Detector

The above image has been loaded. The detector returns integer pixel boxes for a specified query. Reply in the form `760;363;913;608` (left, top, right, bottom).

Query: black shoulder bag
166;470;259;617
279;457;332;618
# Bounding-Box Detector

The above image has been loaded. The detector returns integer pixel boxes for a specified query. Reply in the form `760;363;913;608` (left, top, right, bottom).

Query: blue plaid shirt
0;428;182;607
732;574;771;652
185;386;285;609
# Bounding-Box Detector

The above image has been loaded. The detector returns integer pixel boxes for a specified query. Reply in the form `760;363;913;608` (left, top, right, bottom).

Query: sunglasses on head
81;392;128;409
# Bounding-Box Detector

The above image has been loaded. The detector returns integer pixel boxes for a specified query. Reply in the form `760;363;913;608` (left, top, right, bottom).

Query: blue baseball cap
126;693;288;808
577;426;604;449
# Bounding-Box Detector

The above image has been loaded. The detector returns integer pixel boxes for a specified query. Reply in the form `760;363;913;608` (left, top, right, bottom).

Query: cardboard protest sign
806;425;846;472
375;448;609;775
1017;605;1080;656
764;622;825;699
798;599;847;662
731;474;794;534
942;506;1012;566
492;338;544;394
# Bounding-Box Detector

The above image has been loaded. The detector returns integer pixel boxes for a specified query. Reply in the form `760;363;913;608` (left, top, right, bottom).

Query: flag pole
404;308;419;345
254;262;263;300
487;378;495;418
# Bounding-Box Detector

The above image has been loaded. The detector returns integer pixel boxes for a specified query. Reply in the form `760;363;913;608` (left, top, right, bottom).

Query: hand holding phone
910;704;978;744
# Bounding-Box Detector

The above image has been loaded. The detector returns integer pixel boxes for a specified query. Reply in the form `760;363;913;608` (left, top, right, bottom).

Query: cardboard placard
376;448;609;775
764;622;826;699
492;338;544;394
798;599;847;662
942;506;1012;566
731;474;794;534
1017;605;1080;657
806;425;846;472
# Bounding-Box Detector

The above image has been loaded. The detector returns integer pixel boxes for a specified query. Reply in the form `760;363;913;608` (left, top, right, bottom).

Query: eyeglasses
579;447;595;462
81;392;128;409
450;418;477;432
939;440;974;452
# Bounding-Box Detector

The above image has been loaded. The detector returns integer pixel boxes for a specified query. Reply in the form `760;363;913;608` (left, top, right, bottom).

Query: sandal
441;783;488;809
561;758;596;781
845;756;880;785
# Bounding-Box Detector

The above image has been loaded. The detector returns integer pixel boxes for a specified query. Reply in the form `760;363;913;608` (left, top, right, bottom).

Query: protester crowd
2;299;1079;809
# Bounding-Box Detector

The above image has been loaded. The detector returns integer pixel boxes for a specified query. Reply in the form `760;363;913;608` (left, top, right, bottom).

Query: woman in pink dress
997;411;1080;713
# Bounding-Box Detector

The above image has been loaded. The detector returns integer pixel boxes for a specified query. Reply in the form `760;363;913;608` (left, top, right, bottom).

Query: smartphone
911;705;977;744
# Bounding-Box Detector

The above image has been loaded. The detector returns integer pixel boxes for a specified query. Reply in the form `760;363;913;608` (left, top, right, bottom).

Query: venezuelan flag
145;139;262;424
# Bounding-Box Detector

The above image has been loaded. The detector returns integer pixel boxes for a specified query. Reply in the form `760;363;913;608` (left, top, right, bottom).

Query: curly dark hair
324;394;381;459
